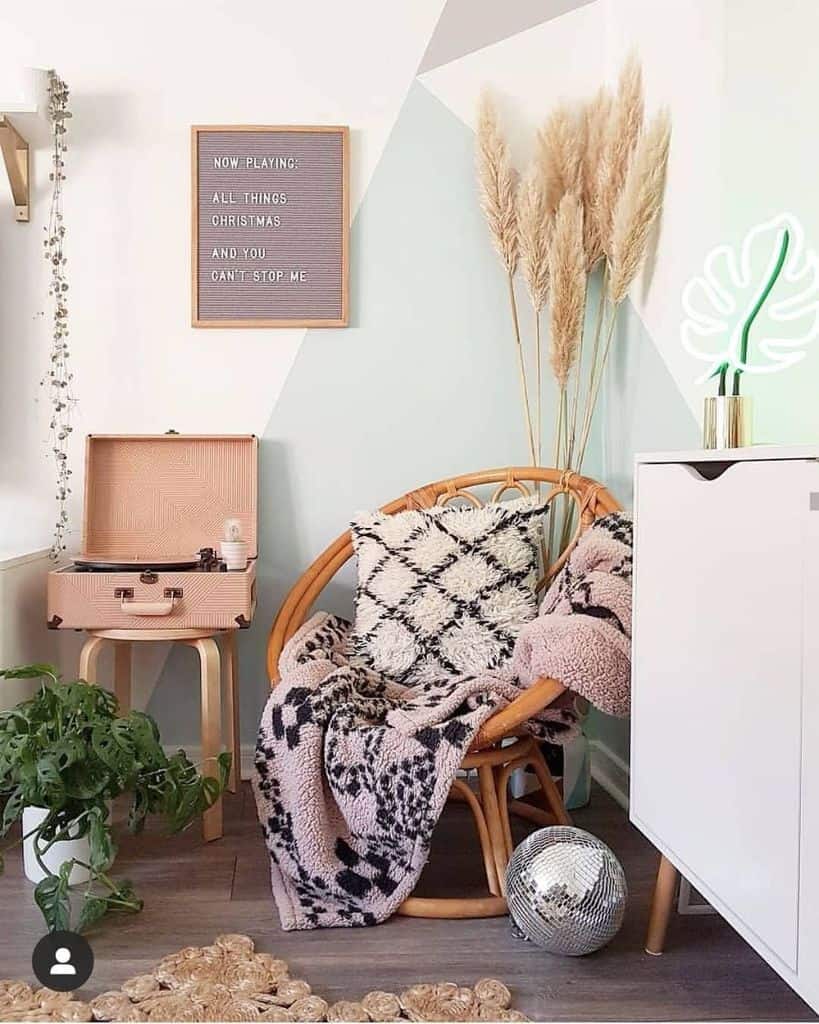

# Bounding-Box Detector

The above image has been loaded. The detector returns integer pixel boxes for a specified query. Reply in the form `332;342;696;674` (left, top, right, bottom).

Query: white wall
0;0;445;555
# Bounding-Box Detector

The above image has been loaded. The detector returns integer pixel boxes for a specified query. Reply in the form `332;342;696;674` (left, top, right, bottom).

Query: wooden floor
1;783;814;1022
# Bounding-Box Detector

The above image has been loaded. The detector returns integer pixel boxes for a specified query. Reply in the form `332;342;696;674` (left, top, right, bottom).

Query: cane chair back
267;467;618;745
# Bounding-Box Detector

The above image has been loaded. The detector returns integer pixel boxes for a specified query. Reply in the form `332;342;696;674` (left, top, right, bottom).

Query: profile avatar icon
32;930;93;992
50;946;77;976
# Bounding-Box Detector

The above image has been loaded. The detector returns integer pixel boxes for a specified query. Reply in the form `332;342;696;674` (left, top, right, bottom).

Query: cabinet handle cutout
684;461;736;481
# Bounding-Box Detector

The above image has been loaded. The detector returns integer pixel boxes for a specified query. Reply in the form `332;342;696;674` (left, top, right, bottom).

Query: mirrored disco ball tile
506;826;628;956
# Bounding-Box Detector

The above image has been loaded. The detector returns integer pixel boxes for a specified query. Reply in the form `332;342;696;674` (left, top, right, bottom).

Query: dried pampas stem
548;193;585;391
547;192;584;557
608;107;671;304
507;273;538;466
572;107;671;467
581;87;613;269
476;91;537;464
597;53;643;256
518;162;552;461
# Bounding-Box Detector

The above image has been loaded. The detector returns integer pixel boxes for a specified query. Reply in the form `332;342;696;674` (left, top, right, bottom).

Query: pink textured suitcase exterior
47;434;258;630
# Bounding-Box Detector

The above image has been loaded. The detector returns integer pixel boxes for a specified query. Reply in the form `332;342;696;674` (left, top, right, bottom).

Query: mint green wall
149;80;694;766
149;80;602;741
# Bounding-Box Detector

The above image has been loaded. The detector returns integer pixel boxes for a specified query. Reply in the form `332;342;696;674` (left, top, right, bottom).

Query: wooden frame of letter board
191;125;349;328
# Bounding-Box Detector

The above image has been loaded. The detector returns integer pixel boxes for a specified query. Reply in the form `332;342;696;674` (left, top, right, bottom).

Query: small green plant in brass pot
682;213;819;449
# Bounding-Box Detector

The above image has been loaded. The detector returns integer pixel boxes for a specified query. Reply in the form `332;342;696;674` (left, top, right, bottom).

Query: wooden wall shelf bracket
0;116;30;222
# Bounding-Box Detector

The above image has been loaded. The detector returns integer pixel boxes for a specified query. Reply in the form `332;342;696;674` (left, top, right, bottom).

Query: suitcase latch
114;587;134;599
164;588;183;599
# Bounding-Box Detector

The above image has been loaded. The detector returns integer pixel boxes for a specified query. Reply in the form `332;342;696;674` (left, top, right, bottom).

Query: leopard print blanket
253;512;632;930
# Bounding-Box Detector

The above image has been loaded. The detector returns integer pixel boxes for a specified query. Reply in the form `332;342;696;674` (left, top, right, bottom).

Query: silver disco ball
506;826;628;955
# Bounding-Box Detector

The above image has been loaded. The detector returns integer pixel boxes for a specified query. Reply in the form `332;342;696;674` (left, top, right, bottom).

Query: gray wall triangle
418;0;598;74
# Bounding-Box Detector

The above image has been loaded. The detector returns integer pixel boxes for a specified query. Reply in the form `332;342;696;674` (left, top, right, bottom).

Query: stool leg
646;855;679;955
79;635;106;684
190;637;222;842
113;641;132;715
221;631;240;793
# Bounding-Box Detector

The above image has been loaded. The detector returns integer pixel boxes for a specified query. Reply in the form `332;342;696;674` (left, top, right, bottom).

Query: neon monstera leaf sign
681;213;819;396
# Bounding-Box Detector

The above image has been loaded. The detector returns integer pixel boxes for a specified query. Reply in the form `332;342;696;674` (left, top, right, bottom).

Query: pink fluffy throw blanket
253;512;632;930
513;512;632;717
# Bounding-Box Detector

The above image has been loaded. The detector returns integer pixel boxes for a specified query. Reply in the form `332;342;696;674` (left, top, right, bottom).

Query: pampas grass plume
517;163;551;312
598;53;644;255
582;87;613;268
476;91;519;274
608;107;671;304
537;103;583;217
548;193;586;388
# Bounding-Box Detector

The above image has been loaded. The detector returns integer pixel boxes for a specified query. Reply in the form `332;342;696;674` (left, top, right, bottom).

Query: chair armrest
470;676;566;750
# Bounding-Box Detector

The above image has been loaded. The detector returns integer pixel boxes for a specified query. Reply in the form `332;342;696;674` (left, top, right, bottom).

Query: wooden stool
78;627;241;842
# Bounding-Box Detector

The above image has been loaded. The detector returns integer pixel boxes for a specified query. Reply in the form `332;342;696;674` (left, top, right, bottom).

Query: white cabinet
631;446;819;1011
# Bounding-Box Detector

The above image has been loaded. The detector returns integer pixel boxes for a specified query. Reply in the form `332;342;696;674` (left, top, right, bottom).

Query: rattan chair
267;466;620;919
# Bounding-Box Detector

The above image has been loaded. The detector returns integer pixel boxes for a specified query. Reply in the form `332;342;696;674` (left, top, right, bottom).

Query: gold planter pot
703;396;752;450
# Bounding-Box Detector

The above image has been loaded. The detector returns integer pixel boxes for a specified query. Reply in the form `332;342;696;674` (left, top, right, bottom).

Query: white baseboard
164;743;256;781
590;739;630;810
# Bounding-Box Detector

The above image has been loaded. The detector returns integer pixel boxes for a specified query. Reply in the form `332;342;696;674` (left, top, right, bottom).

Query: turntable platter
73;555;200;572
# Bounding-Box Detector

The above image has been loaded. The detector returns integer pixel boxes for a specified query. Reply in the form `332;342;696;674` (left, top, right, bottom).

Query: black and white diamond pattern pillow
351;496;548;684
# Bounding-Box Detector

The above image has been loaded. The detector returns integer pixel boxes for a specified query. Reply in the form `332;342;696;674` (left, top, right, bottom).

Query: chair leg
528;743;572;826
79;635;106;684
646;855;679;955
221;630;240;793
450;778;500;896
496;757;530;860
113;641;132;715
478;764;510;896
187;637;223;842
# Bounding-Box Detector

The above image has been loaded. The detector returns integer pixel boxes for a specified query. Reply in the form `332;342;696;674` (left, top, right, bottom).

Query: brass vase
702;396;752;449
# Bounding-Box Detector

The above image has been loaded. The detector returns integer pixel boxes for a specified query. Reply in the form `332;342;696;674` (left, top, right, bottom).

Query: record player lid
82;434;258;562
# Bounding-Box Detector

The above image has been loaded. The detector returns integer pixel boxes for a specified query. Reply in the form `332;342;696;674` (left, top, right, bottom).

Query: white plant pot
219;540;248;571
22;806;92;885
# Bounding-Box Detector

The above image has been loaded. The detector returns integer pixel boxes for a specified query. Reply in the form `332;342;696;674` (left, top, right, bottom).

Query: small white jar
219;540;249;571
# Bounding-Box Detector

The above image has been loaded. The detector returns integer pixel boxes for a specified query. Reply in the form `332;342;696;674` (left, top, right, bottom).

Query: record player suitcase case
47;434;258;630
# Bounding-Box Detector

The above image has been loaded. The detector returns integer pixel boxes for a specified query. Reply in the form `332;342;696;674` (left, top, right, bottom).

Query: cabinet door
800;475;819;1004
631;458;807;971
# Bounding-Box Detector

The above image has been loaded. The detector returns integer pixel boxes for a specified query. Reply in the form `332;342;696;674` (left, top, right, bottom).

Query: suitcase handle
120;596;176;616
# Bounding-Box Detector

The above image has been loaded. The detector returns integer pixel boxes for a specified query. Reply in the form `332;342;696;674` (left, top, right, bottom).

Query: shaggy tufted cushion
351;496;548;684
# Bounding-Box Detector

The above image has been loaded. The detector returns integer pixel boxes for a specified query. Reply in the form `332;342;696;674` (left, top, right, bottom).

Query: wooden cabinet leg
79;635;106;684
646;854;679;955
189;637;223;842
113;641;132;715
221;631;240;793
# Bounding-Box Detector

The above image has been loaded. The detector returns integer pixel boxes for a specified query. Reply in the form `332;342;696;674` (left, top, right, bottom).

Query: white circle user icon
50;947;76;976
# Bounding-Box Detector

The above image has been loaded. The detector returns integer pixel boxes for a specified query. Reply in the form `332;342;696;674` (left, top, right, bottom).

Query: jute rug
0;933;528;1022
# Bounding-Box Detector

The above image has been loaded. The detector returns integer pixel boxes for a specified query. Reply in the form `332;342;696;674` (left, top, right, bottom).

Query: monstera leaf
681;213;819;388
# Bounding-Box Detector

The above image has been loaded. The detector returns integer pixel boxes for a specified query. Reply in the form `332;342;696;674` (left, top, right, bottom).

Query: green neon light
732;228;790;396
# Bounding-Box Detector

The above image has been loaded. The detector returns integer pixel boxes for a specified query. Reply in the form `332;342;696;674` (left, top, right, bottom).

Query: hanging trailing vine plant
40;71;74;560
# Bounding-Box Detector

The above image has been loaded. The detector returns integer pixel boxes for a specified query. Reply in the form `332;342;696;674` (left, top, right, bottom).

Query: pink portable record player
47;433;258;630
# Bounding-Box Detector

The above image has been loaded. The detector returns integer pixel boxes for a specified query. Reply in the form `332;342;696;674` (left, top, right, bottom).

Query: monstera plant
0;665;230;932
682;212;819;396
